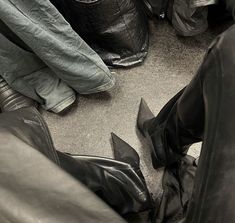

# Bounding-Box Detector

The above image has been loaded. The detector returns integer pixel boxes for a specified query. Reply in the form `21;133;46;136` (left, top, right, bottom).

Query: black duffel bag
52;0;149;68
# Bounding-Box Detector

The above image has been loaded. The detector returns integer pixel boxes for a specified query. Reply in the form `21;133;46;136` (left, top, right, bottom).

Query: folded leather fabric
155;156;197;223
168;0;209;36
58;152;152;215
51;0;149;67
168;0;234;36
0;107;153;222
0;0;115;113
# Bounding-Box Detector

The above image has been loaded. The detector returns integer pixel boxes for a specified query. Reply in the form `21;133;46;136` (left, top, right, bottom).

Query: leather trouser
146;24;235;222
0;108;152;222
0;109;125;223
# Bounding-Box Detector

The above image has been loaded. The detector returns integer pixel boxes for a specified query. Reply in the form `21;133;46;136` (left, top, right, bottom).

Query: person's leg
0;0;115;95
138;73;204;168
0;107;152;216
139;26;235;168
139;24;235;222
0;32;76;113
0;109;125;223
185;24;235;223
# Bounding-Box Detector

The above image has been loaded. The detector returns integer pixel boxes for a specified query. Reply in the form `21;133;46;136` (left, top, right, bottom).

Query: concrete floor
42;20;228;199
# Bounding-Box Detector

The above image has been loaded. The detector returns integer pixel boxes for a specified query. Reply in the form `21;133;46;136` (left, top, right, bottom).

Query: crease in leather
0;107;153;217
50;0;149;67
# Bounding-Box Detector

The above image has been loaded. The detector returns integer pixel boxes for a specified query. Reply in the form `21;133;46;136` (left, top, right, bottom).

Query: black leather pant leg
149;24;235;222
147;64;205;168
148;25;235;171
185;25;235;223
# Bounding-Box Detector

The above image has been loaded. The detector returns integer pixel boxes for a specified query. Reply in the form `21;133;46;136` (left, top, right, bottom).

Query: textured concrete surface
42;20;227;199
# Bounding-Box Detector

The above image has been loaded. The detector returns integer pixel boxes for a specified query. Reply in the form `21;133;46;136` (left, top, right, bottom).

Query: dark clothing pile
141;0;235;36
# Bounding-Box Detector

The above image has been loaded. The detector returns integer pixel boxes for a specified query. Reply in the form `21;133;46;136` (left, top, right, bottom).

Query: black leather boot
57;133;153;215
137;98;155;136
0;77;37;112
137;88;186;168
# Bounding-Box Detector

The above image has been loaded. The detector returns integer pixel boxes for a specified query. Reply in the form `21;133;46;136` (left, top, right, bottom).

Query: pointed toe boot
137;98;155;136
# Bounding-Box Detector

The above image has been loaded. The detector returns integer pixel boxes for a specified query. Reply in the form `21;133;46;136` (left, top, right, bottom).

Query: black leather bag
51;0;149;67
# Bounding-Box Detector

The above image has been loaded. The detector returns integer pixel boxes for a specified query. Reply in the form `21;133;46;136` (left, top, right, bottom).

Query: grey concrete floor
42;20;227;199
